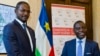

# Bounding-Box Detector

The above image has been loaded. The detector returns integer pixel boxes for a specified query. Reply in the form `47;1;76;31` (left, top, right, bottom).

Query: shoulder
65;39;76;43
3;21;15;35
64;39;76;45
4;21;15;30
27;26;35;32
86;39;99;47
27;26;34;30
86;39;98;44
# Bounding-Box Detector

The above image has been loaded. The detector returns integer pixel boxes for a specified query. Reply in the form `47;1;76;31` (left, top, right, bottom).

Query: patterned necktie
77;40;82;56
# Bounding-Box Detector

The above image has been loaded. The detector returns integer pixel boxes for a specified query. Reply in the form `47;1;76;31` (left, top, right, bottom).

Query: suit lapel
84;39;91;56
74;39;76;56
27;27;35;50
13;20;32;51
71;39;76;56
13;20;30;43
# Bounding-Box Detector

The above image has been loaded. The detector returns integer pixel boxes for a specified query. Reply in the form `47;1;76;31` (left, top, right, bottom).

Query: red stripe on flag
49;46;55;56
52;27;75;35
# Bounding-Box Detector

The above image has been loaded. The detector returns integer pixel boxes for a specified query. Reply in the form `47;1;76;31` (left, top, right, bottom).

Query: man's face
74;22;87;39
15;3;30;22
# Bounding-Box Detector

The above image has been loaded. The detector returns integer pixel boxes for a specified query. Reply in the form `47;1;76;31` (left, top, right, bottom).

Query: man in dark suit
3;1;36;56
61;21;100;56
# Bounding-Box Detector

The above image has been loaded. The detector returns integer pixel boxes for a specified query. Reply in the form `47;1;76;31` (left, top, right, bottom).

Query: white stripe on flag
35;20;50;56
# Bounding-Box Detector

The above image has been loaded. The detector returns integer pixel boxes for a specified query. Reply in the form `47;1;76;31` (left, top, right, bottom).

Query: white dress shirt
15;19;33;51
76;37;86;56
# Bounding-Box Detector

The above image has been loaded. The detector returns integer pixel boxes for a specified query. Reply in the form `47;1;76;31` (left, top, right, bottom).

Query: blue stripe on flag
39;0;53;47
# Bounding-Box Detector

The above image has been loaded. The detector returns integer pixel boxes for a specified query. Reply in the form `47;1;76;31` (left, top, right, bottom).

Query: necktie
23;23;27;31
77;40;82;56
23;23;33;51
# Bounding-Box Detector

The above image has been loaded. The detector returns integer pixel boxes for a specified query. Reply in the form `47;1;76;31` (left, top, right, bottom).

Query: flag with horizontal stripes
35;0;55;56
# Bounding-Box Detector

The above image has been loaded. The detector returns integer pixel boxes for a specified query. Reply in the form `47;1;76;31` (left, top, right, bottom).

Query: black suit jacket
61;39;100;56
3;20;36;56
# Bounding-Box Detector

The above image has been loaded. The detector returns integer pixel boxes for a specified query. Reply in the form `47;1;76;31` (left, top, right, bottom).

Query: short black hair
15;1;30;10
73;20;85;28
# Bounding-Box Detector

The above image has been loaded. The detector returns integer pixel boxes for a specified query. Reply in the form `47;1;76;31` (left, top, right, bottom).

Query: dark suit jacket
61;39;100;56
3;20;36;56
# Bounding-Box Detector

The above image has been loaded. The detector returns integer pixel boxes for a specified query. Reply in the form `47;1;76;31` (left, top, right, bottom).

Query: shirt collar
76;37;86;43
15;18;26;28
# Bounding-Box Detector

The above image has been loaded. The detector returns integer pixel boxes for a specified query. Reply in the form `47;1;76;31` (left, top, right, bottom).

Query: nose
24;11;30;15
79;28;83;32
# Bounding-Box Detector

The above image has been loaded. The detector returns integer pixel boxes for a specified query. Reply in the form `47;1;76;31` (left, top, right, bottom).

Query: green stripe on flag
35;48;41;56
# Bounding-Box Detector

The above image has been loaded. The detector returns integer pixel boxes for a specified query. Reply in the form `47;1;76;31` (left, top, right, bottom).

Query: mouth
23;16;28;19
78;32;85;37
22;16;28;20
21;16;28;22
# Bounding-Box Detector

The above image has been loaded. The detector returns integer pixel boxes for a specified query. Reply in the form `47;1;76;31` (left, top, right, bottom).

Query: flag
35;0;55;56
